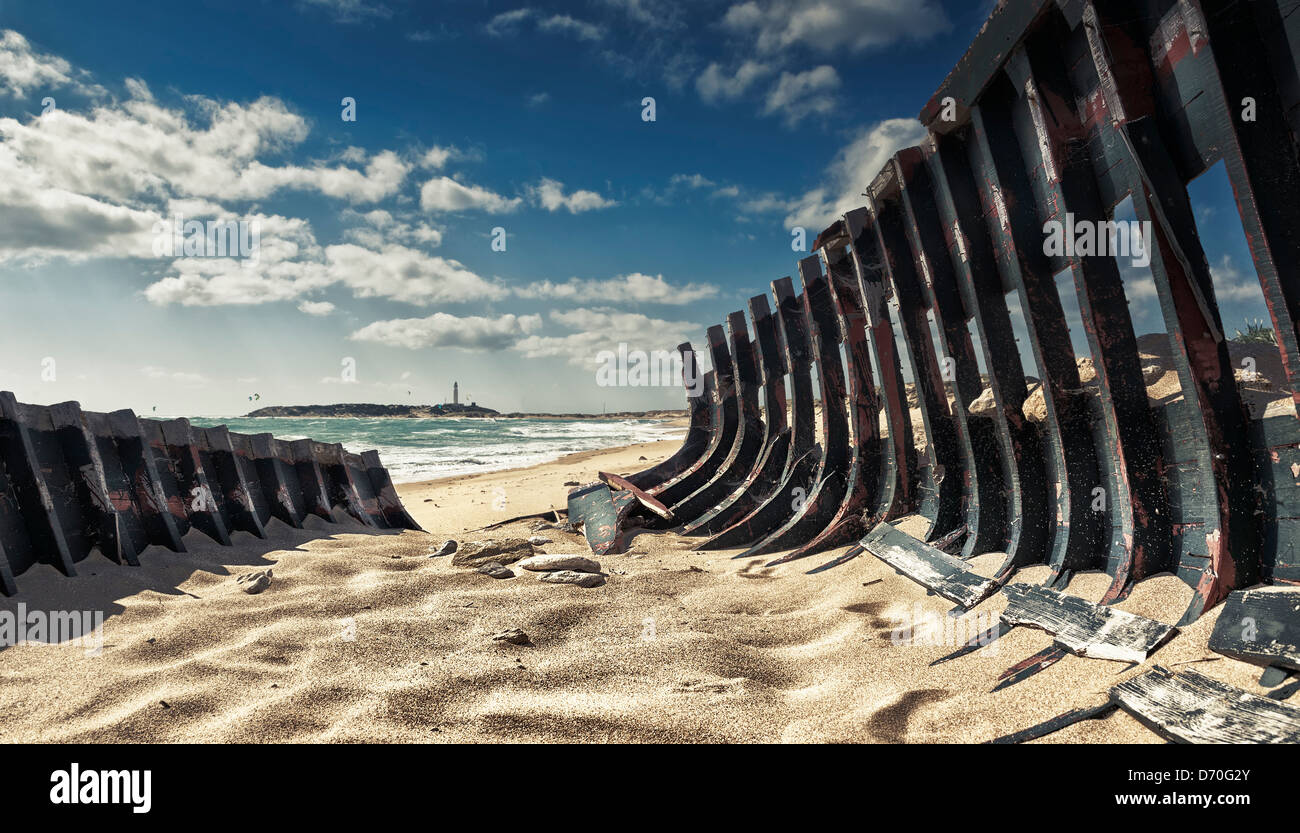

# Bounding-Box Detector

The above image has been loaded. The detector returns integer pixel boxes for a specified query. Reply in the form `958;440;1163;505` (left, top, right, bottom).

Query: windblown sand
0;440;1283;743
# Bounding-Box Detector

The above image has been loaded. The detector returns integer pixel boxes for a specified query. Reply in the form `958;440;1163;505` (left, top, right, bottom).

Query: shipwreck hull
610;0;1300;627
0;393;421;596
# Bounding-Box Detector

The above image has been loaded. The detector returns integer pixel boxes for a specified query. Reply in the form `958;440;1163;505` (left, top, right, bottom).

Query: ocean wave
186;416;684;483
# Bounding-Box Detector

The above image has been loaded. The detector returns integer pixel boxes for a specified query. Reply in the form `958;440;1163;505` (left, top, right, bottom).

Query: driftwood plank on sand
1110;666;1300;744
1208;588;1300;673
1000;583;1177;663
860;521;997;609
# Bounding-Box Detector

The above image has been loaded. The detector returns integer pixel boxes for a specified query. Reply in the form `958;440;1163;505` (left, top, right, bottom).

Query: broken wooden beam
1110;665;1300;744
1000;583;1177;663
859;521;997;609
567;481;636;556
1208;588;1300;673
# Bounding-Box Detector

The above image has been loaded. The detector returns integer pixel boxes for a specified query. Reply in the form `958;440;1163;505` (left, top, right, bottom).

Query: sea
184;416;684;484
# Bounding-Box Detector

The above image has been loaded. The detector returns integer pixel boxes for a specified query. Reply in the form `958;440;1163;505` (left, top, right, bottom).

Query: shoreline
235;411;690;421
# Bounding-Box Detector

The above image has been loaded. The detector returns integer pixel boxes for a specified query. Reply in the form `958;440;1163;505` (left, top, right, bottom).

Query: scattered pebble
563;480;580;486
528;535;552;546
967;388;997;417
429;539;458;558
452;538;533;568
491;628;531;645
477;562;515;580
638;456;647;461
236;569;273;595
517;554;601;573
538;570;605;588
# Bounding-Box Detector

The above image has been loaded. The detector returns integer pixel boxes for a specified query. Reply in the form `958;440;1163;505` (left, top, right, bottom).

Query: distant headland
242;403;687;420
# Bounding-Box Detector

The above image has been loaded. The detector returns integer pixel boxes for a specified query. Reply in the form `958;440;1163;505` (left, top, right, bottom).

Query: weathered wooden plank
1110;666;1300;744
1000;583;1177;663
860;521;997;609
597;471;672;520
568;481;635;556
1208;588;1300;673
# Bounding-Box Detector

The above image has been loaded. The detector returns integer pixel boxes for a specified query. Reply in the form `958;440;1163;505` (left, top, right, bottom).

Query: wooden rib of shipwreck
0;392;422;596
602;0;1300;633
1000;583;1177;663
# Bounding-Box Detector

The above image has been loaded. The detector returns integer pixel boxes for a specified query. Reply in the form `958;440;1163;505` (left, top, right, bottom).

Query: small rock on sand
491;628;531;645
537;570;605;588
477;562;515;579
527;536;552;546
517;554;601;573
452;538;533;568
1077;356;1097;383
237;569;273;594
429;539;457;558
563;480;580;486
967;388;997;417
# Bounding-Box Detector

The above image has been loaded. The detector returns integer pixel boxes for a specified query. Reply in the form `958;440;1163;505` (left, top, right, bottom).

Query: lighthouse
453;382;459;405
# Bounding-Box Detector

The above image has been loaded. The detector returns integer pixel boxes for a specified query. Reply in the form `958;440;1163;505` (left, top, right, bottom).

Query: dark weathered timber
598;0;1300;635
861;521;997;609
698;280;822;551
971;74;1169;597
567;481;635;556
312;441;379;528
1195;0;1300;418
0;392;418;596
289;438;335;523
895;147;1007;560
48;401;139;566
361;448;421;530
195;425;267;539
741;256;851;558
342;450;390;528
1110;665;1300;744
97;409;186;554
927;127;1056;581
680;294;791;535
597;471;672;520
1208;589;1300;673
839;207;919;523
663;311;767;525
622;344;715;490
1080;2;1261;625
770;226;884;564
151;418;232;546
869;175;964;544
648;326;739;506
248;433;306;529
1000;583;1177;663
0;393;77;579
992;645;1070;692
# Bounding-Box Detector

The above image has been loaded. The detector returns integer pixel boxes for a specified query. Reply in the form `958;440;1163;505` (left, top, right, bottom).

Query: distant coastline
243;403;688;420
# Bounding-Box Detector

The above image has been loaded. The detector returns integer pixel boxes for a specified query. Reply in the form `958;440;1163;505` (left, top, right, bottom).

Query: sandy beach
0;436;1279;744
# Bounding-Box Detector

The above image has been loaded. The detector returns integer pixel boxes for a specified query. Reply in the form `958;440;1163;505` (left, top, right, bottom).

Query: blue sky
0;0;1272;416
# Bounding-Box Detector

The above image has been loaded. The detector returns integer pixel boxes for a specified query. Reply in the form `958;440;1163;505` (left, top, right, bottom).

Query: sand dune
0;440;1281;743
